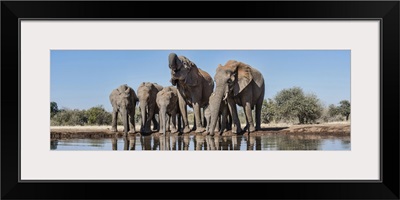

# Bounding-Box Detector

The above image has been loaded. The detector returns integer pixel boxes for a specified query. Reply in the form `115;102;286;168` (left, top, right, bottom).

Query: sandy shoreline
50;122;350;139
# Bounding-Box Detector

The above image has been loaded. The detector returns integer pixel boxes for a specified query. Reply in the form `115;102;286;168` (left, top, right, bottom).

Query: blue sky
51;50;350;112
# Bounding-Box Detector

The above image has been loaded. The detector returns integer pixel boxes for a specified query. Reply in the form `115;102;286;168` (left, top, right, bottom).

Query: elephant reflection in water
196;135;241;151
231;135;241;150
205;136;220;150
183;134;190;150
111;135;136;150
195;134;210;150
245;135;261;151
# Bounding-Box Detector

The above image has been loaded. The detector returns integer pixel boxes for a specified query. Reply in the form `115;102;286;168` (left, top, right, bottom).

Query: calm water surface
51;134;351;151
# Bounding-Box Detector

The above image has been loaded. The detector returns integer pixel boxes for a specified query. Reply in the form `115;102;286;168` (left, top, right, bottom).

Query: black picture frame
2;1;399;199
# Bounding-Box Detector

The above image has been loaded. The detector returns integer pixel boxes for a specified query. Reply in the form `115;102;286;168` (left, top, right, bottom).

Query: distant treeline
50;87;350;126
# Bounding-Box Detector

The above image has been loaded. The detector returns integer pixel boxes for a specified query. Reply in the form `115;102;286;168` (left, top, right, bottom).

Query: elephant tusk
222;92;228;101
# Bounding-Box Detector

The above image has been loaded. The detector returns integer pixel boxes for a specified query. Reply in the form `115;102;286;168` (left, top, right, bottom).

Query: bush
273;87;323;124
261;99;277;124
86;105;112;125
339;100;351;121
50;102;59;117
50;105;112;126
51;108;87;126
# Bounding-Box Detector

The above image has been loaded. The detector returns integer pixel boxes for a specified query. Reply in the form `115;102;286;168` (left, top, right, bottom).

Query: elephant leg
227;98;242;134
177;112;182;132
171;111;178;133
152;114;159;131
244;102;255;133
205;112;210;134
193;102;205;133
158;111;165;134
128;109;136;133
202;108;205;129
255;97;263;131
111;110;118;132
227;112;232;131
178;91;190;133
220;107;228;133
166;114;171;132
216;114;220;133
146;108;155;133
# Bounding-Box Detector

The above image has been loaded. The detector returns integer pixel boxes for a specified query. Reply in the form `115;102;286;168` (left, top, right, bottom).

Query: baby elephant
156;86;180;135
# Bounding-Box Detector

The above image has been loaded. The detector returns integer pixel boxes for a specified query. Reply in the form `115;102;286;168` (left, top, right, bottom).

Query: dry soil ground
50;122;350;139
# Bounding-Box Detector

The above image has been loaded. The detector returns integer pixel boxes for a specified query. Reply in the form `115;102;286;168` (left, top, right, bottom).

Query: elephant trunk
209;86;225;135
160;107;167;135
122;109;129;135
140;103;147;132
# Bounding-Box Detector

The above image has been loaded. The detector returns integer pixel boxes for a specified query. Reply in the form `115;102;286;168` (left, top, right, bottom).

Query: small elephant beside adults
168;53;214;133
156;86;181;135
137;82;163;134
208;60;265;136
109;84;139;136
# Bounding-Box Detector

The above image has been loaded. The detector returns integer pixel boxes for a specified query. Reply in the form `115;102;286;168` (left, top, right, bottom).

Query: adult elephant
208;60;265;136
109;84;139;136
168;53;214;133
137;82;163;134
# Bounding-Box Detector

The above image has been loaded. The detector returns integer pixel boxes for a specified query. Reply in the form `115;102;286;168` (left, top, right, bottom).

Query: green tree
328;104;339;117
300;94;323;124
339;100;351;121
261;99;277;123
86;105;112;125
50;102;59;117
274;87;323;124
135;107;141;124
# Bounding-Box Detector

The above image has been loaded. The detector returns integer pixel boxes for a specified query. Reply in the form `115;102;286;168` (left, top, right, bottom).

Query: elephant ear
129;87;139;105
181;57;199;86
233;61;253;96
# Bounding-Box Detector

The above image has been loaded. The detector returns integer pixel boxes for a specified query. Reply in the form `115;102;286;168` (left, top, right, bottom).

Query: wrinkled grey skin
156;86;180;135
109;84;138;136
204;93;231;134
208;60;265;136
137;82;163;134
168;53;214;133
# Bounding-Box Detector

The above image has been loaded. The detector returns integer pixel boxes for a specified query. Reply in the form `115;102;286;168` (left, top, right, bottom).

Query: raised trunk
209;87;225;135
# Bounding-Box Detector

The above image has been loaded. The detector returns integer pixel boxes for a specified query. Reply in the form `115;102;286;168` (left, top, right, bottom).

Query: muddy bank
50;123;350;139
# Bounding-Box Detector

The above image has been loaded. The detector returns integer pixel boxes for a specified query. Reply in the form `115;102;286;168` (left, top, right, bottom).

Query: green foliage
86;105;112;125
272;87;323;124
51;108;87;126
134;107;141;124
187;109;194;125
320;100;350;122
50;102;59;117
328;104;339;117
51;105;113;126
261;99;277;123
339;100;351;120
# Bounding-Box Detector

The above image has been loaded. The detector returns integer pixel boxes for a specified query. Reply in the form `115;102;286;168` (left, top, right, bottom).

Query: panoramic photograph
50;50;351;151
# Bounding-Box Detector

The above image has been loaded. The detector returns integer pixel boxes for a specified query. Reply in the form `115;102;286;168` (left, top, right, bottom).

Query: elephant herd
109;53;265;137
